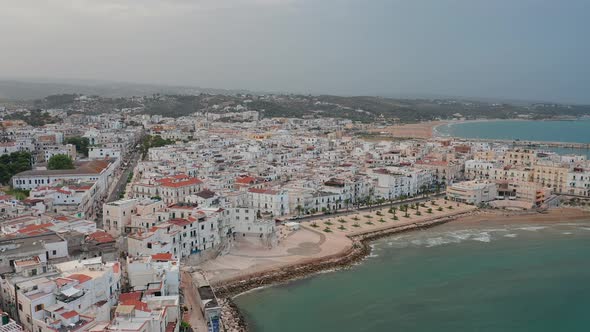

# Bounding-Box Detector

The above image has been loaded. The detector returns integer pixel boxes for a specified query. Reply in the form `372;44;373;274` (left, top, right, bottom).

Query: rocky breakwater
213;210;475;331
219;298;248;332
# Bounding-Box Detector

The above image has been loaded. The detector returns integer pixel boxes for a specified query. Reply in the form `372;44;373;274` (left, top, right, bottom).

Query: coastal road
294;194;446;223
181;270;208;332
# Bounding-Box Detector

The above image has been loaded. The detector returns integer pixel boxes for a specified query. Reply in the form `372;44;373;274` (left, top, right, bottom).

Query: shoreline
214;207;590;331
215;211;475;331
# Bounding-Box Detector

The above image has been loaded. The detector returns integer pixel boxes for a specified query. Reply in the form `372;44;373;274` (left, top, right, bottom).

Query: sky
0;0;588;103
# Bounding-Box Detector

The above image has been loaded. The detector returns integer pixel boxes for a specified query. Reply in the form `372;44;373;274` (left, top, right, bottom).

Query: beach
204;205;590;331
370;121;446;139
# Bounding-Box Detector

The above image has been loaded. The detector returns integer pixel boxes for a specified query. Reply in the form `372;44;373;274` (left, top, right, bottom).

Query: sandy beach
452;207;590;226
208;205;590;331
370;121;447;139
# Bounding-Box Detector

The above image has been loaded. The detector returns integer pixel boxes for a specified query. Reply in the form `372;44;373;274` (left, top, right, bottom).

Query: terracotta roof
67;274;92;284
236;176;256;184
61;310;79;319
119;292;151;312
168;218;193;227
159;177;203;188
56;278;72;287
119;292;142;303
86;231;115;244
17;223;54;234
151;253;173;261
196;189;215;199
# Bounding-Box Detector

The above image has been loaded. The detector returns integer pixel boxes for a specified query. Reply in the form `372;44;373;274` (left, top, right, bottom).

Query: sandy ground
451;207;590;226
312;199;476;236
201;204;590;285
370;121;446;139
200;227;352;284
201;199;473;283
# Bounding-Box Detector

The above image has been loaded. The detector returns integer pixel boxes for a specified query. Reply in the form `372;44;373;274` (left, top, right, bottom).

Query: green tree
65;136;90;156
47;154;75;170
0;151;32;185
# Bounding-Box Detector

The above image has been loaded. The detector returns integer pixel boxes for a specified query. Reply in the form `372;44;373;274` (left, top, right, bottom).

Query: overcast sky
1;0;588;103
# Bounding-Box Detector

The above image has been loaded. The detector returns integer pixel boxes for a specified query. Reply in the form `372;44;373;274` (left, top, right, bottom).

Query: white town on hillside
0;107;589;332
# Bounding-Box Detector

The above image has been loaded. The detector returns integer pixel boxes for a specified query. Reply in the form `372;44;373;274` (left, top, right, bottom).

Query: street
181;270;208;332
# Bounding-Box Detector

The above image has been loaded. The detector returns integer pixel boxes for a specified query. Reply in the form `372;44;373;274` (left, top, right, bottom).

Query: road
291;193;446;223
181;270;208;332
94;149;141;228
107;149;141;203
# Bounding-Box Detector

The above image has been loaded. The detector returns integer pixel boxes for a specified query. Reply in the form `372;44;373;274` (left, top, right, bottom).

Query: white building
103;199;138;237
446;181;497;204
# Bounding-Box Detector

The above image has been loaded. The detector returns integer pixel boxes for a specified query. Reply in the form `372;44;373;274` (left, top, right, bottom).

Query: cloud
0;0;297;19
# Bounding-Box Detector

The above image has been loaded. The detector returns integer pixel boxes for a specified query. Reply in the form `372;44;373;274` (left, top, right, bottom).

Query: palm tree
295;205;303;217
344;198;351;210
420;184;428;197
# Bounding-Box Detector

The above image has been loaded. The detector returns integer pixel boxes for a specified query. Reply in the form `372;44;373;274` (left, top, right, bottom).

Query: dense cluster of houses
0;108;588;331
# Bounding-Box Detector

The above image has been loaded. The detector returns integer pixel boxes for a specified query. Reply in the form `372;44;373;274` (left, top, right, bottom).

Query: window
52;250;57;255
201;225;204;230
18;302;23;311
35;304;44;312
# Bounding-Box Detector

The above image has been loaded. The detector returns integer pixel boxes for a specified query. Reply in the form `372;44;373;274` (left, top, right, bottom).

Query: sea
234;119;590;332
235;222;590;332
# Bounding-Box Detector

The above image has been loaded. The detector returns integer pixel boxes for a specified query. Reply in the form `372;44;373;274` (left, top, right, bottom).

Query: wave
472;232;491;242
517;226;548;231
504;233;518;238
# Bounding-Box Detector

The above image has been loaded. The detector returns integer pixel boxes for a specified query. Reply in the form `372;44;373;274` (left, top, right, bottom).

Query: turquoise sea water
235;221;590;332
235;120;590;331
436;119;590;143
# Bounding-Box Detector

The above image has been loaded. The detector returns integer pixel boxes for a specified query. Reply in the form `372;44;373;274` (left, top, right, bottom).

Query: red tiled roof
118;293;151;312
67;274;92;284
159;178;203;188
119;292;142;303
61;310;79;319
87;231;115;244
56;278;72;287
236;176;256;184
168;218;194;227
17;223;54;234
152;253;173;261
